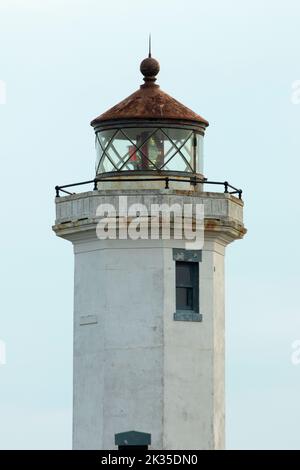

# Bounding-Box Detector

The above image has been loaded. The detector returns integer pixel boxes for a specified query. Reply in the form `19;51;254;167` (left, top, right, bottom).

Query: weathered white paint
53;189;245;450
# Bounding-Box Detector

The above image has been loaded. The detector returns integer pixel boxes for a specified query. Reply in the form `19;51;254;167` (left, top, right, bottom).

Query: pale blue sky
0;0;300;449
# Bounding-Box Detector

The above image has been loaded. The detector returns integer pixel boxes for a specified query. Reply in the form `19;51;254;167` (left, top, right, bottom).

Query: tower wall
163;242;225;449
73;240;165;449
72;239;225;450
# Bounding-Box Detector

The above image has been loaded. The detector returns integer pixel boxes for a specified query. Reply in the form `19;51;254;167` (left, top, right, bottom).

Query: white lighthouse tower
53;51;246;450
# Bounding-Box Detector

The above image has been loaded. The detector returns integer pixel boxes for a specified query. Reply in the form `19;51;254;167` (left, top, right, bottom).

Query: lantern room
91;54;209;180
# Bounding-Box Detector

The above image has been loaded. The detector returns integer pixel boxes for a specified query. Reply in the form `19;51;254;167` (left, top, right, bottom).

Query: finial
148;33;151;58
140;35;160;86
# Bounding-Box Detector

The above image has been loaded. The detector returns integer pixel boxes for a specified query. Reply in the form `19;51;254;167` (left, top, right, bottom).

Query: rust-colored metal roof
91;56;209;128
91;83;209;127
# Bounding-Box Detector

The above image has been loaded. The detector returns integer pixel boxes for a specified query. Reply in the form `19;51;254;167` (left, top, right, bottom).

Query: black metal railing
55;176;243;199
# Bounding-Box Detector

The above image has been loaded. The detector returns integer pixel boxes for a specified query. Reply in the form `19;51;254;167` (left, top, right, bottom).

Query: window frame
173;249;202;322
175;261;199;312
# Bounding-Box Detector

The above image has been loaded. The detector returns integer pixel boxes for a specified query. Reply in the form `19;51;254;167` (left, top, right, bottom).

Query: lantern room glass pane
196;134;204;174
161;129;193;172
95;128;203;174
163;152;190;172
95;129;117;173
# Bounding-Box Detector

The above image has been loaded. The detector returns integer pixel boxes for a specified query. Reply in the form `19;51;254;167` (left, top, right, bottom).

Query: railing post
190;175;197;186
239;190;242;200
224;181;228;193
165;177;169;189
93;179;98;191
55;186;60;197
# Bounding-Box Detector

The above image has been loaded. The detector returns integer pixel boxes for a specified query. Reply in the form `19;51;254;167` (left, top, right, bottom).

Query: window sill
173;311;203;322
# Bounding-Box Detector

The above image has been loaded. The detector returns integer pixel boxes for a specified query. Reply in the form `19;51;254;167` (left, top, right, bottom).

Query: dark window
115;431;151;449
176;261;199;312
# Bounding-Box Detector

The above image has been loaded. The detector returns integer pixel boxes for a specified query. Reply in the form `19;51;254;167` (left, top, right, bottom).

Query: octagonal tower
53;50;246;450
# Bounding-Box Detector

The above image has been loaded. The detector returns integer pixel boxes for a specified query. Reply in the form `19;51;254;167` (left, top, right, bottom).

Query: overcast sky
0;0;300;449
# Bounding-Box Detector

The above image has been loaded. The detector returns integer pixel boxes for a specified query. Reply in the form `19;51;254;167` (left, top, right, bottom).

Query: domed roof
91;55;209;128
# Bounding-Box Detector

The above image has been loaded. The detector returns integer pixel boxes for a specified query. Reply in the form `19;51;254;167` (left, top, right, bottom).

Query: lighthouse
53;50;246;450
